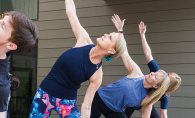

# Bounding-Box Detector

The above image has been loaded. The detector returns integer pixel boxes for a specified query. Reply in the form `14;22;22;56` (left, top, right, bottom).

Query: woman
125;21;181;118
90;15;170;118
29;1;127;118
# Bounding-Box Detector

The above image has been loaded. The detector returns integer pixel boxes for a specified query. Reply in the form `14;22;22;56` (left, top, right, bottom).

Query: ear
108;49;116;55
6;42;17;51
153;85;159;89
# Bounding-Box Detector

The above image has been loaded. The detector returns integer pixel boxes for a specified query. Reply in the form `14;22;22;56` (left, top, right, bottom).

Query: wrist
118;31;123;34
140;33;145;36
118;28;123;31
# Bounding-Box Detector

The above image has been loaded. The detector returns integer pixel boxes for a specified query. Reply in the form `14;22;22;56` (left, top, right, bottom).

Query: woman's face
145;71;165;89
0;16;13;46
96;32;120;52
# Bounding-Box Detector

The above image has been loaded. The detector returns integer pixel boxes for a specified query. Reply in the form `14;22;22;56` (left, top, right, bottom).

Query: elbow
81;103;91;112
145;51;152;57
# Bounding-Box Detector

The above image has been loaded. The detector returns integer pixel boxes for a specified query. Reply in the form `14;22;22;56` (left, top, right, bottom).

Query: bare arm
121;49;143;76
112;14;142;76
141;105;152;118
65;0;92;46
160;109;168;118
81;67;103;118
139;21;153;63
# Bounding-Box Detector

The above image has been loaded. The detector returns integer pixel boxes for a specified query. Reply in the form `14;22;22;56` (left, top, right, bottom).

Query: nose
104;34;108;37
150;72;155;76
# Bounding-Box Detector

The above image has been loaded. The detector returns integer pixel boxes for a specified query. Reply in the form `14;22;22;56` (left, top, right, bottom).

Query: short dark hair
10;74;20;91
6;11;39;54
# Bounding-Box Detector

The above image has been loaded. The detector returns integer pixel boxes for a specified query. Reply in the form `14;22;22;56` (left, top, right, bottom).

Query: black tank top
40;44;102;99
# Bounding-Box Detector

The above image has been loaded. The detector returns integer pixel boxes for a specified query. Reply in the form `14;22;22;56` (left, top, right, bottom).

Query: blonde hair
140;70;170;113
108;33;127;58
165;72;181;95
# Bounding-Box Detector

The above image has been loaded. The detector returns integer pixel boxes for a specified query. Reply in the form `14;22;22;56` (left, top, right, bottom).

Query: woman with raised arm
90;15;171;118
124;21;181;118
29;1;127;118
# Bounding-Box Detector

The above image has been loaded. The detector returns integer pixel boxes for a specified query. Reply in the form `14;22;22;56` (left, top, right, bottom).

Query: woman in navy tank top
125;21;181;118
29;1;127;118
90;15;172;118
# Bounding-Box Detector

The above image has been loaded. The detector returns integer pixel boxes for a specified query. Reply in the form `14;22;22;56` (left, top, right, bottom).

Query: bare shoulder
89;66;103;83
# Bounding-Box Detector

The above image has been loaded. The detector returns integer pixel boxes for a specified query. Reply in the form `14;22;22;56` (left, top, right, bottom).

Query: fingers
122;19;126;23
111;18;115;24
139;21;146;29
115;14;121;22
112;16;116;22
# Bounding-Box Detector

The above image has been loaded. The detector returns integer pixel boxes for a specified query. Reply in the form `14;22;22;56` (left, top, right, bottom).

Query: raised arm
81;67;103;118
65;0;92;46
112;14;142;76
121;49;143;76
139;21;153;63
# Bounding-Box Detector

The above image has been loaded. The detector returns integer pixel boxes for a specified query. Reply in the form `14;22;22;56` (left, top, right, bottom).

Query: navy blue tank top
98;76;148;112
40;44;102;100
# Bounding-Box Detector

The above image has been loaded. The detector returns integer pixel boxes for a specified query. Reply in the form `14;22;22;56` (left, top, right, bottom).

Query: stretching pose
125;22;181;118
29;1;126;118
0;11;38;118
90;15;170;118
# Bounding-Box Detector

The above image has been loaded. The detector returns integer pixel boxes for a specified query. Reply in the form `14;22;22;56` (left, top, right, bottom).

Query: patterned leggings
29;88;81;118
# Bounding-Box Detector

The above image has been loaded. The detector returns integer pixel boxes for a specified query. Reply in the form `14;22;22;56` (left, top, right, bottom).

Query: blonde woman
125;21;181;118
90;15;170;118
29;1;127;118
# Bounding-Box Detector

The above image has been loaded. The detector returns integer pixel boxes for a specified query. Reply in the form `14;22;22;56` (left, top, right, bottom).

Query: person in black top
0;11;38;118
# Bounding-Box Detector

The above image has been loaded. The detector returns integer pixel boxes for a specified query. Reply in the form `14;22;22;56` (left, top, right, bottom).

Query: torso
40;44;102;100
98;76;148;112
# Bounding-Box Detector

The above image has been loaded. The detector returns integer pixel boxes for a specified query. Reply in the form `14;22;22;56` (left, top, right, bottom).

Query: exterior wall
37;0;195;117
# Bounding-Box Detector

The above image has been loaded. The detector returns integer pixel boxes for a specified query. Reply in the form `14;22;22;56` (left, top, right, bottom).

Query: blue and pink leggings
29;88;81;118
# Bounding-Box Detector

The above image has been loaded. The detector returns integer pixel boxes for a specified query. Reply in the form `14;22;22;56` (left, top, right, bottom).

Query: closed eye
155;74;158;79
1;21;5;29
110;36;112;40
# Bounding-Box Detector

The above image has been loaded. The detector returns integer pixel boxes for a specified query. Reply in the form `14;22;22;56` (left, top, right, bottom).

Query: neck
143;76;152;89
90;46;106;64
0;52;7;59
0;47;9;59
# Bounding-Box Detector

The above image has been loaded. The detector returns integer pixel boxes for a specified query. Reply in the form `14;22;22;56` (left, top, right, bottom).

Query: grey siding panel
39;8;195;31
39;0;195;21
38;43;195;58
39;0;167;11
38;31;195;47
37;0;195;117
39;19;195;39
38;53;195;67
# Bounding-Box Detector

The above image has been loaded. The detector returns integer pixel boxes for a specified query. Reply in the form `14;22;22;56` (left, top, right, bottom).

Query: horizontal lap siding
37;0;195;117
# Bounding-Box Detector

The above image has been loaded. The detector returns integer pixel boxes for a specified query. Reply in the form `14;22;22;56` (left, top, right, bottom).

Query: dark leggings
90;92;127;118
125;105;160;118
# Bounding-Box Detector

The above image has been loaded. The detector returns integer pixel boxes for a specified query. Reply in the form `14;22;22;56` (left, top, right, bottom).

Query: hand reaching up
139;21;146;35
112;14;125;31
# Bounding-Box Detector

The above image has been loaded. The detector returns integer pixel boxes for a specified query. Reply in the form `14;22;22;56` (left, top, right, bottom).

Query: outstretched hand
112;14;125;31
139;21;146;35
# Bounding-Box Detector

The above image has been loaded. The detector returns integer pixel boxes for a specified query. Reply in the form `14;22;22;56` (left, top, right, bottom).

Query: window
0;0;38;20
